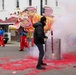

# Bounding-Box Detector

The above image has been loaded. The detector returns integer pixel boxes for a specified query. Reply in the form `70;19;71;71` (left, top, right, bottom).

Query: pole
51;30;53;53
40;0;43;15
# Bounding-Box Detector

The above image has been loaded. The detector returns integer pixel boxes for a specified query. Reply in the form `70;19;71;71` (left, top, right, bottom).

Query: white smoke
29;0;76;58
29;45;39;58
52;0;76;54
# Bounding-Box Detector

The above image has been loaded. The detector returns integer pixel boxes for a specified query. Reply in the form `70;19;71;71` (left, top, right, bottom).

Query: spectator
0;27;5;47
33;16;48;70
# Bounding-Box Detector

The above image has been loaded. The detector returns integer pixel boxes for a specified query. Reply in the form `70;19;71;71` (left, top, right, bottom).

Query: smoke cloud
29;0;76;58
52;0;76;54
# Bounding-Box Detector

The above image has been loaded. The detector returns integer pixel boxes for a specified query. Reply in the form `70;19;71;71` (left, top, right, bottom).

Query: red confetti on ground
73;66;76;68
0;52;76;75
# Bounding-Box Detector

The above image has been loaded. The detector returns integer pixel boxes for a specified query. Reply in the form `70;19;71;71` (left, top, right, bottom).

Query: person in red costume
0;27;5;47
19;26;29;51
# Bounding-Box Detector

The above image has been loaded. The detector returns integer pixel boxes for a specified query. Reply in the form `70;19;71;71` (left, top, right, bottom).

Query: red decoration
0;53;76;75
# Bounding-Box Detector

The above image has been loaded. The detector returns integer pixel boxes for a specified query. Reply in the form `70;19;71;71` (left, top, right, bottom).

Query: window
29;0;32;6
55;0;58;6
0;0;4;10
45;0;47;5
16;0;19;8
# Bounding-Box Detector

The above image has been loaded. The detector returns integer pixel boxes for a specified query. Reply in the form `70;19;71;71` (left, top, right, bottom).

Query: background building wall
0;0;65;20
19;0;29;11
32;0;40;14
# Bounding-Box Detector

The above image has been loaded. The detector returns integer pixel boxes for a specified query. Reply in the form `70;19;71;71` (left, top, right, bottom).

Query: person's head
40;16;46;26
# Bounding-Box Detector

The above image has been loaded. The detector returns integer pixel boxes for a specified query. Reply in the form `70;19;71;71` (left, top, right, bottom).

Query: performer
19;26;29;51
0;27;5;47
33;16;48;70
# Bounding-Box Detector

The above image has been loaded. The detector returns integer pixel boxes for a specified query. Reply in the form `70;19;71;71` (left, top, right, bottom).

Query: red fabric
20;36;29;50
0;53;76;75
0;36;5;46
31;37;34;46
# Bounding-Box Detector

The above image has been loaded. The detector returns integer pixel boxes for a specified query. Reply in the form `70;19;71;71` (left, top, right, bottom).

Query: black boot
19;49;24;51
36;65;46;70
41;63;47;66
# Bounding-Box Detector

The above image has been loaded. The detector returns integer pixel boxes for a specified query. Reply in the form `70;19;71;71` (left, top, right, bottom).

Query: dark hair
40;16;46;26
40;16;46;22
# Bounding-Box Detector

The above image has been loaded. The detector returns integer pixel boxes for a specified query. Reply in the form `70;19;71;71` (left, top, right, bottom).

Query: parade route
0;41;76;75
0;0;76;75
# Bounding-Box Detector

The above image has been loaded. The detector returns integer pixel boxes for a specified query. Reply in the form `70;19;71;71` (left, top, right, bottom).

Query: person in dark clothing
33;16;48;70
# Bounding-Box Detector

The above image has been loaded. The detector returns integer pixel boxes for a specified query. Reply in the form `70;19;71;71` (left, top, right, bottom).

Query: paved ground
0;41;76;75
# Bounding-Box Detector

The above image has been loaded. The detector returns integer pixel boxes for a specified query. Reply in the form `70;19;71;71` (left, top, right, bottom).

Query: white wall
0;0;2;10
19;0;29;11
0;0;16;20
0;11;8;20
32;0;40;14
5;0;16;13
0;0;65;20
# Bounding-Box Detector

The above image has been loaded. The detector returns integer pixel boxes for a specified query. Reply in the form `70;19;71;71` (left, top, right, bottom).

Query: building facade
0;0;66;42
0;0;65;20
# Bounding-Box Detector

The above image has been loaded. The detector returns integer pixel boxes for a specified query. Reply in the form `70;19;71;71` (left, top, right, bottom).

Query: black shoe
19;49;24;51
41;63;47;66
36;66;46;70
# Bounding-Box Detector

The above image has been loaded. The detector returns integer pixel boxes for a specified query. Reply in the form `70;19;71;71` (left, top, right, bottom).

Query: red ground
0;52;76;75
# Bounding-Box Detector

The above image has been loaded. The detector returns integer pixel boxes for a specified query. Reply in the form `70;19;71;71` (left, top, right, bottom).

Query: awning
0;19;4;22
0;17;18;25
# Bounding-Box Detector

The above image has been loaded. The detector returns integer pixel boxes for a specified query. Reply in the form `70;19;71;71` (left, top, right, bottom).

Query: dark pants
35;43;44;67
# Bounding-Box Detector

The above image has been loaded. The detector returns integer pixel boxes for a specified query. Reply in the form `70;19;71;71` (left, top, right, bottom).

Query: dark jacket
33;21;47;44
